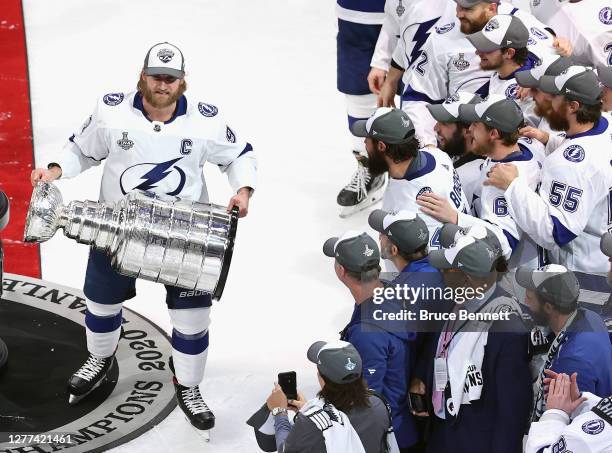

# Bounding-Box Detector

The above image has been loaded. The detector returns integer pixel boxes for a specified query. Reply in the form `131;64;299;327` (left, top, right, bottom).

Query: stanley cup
23;182;238;300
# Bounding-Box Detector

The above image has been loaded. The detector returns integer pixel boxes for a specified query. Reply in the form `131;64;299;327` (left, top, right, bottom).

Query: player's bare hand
378;79;397;107
288;391;307;412
484;163;518;190
553;37;573;57
543;370;581;402
227;187;251;218
546;373;586;415
30;167;62;187
520;126;549;145
417;192;458;224
266;383;288;411
517;86;531;101
368;68;387;95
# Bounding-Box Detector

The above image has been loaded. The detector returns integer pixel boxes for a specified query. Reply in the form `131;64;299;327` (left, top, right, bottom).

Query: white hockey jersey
468;141;542;268
382;147;469;249
52;91;257;204
455;156;485;209
530;0;612;67
505;114;612;273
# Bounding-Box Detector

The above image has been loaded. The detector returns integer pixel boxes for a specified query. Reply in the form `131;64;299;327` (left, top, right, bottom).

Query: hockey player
426;91;484;206
599;66;612;112
350;108;469;253
29;42;257;433
486;66;612;274
397;0;571;147
335;0;387;218
419;94;543;268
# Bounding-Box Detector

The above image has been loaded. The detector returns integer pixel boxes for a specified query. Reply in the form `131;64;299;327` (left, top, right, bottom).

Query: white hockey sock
169;307;211;388
85;300;123;358
346;93;378;156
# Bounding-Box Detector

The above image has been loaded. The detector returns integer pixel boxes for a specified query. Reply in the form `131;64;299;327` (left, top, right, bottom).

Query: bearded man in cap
29;42;257;433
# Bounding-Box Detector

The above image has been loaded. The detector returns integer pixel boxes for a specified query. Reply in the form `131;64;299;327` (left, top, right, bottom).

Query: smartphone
408;392;426;413
278;371;297;401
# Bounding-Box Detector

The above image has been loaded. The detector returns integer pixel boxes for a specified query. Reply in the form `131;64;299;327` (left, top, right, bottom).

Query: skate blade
68;393;85;405
184;416;211;442
338;188;384;218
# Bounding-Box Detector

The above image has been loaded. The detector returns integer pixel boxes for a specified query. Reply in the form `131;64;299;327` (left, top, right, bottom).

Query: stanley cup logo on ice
23;182;238;300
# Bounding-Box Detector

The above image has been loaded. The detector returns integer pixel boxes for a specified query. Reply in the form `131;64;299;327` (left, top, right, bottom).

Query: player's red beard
534;99;552;120
138;79;187;109
547;100;570;131
459;12;489;34
470;134;493;157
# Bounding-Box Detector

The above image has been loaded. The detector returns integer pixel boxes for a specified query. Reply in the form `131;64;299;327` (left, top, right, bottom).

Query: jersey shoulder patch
582;419;605;435
198;102;219;117
435;22;455;34
102;93;124;106
563;144;585;163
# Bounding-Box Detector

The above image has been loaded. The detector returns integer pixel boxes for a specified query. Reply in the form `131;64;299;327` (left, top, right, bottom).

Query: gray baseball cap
368;209;429;254
598;66;612;89
454;0;499;8
516;57;573;88
429;233;502;276
437;223;502;251
601;233;612;258
307;340;362;384
539;65;602;105
467;15;529;53
143;42;185;79
427;91;482;123
515;264;580;307
350;108;416;144
458;93;524;132
323;231;380;273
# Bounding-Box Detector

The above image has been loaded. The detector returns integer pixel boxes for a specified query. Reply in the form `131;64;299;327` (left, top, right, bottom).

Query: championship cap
515;264;580;307
427;91;482;123
458;93;524;132
454;0;499;8
467;15;529;52
307;340;362;384
538;66;602;105
350;108;415;144
515;57;573;88
601;232;612;258
429;224;503;275
323;231;380;273
597;66;612;89
143;42;185;79
368;210;429;254
437;223;505;254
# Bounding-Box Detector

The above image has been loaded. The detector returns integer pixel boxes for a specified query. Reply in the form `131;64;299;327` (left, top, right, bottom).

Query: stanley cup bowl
23;182;65;243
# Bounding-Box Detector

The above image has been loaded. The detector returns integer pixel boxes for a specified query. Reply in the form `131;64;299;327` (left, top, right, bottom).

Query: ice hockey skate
337;159;386;218
169;357;214;441
67;354;117;405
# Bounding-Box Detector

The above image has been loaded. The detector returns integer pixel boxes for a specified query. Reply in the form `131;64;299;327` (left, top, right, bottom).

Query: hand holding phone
278;371;297;401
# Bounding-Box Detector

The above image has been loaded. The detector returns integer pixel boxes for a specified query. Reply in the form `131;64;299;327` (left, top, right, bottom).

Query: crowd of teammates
253;0;612;451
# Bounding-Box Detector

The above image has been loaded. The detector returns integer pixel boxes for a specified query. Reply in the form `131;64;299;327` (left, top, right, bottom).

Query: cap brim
515;70;540;88
144;67;184;79
515;266;537;289
466;32;500;53
601;233;612;258
350;120;369;138
307;341;327;363
323;237;338;258
427;104;458;123
458;103;481;124
439;224;464;248
368;210;387;233
538;75;562;95
428;250;454;270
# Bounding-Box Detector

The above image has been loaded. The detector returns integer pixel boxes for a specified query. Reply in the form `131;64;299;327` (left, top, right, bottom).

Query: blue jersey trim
551;215;577;247
172;329;209;355
566;117;609;139
404;151;437;181
498;58;535;81
503;229;519;251
510;7;519;15
133;92;188;124
85;310;122;333
401;85;444;104
492;144;534;163
337;0;385;13
238;143;253;157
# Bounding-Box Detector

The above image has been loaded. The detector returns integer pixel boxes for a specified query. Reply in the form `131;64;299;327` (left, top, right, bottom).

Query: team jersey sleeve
53;101;108;178
525;410;571;453
204;119;257;193
371;3;400;71
505;155;601;250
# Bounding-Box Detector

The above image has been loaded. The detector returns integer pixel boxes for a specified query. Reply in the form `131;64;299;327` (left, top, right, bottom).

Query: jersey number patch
493;197;509;217
549;180;583;213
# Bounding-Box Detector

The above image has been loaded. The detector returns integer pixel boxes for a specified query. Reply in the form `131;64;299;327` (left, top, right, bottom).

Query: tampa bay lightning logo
119;157;186;196
582;419;605;435
417;186;433;199
435;22;455;34
505;83;520;100
226;126;236;143
530;27;548;40
563;145;585;163
103;93;124;106
485;18;499;32
600;7;612;24
198;102;218;117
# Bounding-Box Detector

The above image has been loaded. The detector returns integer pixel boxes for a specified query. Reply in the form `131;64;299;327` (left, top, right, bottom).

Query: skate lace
181;386;210;414
74;355;107;382
344;164;371;198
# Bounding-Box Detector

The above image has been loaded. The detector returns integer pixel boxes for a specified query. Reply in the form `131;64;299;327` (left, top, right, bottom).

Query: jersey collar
491;143;533;163
566;116;609;140
133;92;188;124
